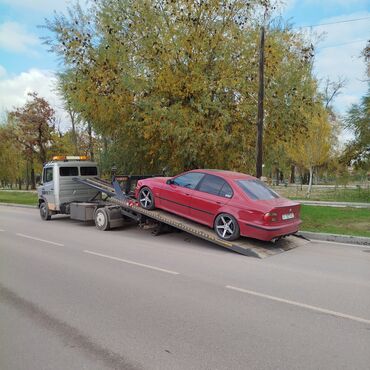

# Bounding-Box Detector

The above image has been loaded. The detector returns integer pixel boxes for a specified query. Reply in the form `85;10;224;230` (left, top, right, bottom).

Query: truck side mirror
35;175;41;185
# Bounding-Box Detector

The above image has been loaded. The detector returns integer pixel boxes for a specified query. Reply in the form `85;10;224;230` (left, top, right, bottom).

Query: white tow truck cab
37;156;100;220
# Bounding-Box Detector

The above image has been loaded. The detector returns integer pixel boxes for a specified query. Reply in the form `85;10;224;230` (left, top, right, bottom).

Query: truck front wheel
94;208;110;231
40;202;51;221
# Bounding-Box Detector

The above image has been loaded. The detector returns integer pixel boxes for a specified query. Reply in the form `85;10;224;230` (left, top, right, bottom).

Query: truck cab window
44;167;53;183
80;167;98;176
60;167;78;176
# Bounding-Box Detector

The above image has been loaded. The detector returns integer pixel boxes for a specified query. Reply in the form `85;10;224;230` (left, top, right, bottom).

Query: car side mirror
166;179;174;185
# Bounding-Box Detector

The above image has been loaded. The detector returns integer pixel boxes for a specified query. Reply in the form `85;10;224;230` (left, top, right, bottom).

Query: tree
44;0;322;174
0;124;26;188
342;91;370;169
8;93;56;188
286;103;333;195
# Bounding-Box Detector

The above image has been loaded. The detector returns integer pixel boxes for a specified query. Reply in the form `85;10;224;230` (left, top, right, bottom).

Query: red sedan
135;170;301;242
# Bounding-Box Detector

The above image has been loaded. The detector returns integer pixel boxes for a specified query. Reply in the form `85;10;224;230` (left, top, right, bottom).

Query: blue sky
0;0;369;135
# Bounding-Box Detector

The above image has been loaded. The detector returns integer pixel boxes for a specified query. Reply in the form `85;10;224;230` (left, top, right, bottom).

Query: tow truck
37;156;308;258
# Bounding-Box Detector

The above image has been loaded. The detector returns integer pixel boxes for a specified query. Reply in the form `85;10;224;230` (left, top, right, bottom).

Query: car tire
214;213;240;241
40;202;51;221
94;208;110;231
138;187;155;210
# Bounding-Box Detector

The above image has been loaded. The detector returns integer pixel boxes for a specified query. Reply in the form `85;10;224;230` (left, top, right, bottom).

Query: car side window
197;174;233;198
219;182;233;198
172;173;204;189
44;167;53;183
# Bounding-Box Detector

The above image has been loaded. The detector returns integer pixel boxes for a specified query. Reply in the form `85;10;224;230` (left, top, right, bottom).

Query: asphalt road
0;205;369;370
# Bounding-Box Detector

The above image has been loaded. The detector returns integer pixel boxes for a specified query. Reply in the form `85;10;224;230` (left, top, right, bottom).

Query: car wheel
139;187;155;210
214;213;240;241
40;202;51;221
94;208;110;231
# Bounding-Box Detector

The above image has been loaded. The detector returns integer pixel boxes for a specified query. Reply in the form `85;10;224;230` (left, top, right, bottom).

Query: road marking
16;233;64;247
84;250;180;275
226;285;370;325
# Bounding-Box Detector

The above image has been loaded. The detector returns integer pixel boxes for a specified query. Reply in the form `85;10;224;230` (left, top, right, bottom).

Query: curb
297;231;370;247
297;201;370;209
0;202;37;209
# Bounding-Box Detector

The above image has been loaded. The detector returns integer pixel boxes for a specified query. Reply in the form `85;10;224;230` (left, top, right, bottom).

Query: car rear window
237;180;280;200
59;167;78;176
80;167;98;176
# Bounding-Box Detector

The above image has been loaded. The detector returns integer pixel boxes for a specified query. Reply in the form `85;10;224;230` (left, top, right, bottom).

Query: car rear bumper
240;220;302;241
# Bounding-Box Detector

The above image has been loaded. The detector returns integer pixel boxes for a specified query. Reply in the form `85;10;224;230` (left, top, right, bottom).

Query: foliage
44;0;319;175
0;125;26;187
285;99;333;194
342;90;370;170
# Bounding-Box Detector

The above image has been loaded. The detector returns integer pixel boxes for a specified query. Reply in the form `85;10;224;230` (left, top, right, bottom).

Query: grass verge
0;190;38;205
276;187;370;203
300;205;370;238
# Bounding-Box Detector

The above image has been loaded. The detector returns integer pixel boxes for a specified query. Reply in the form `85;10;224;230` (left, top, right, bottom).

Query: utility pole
256;24;265;179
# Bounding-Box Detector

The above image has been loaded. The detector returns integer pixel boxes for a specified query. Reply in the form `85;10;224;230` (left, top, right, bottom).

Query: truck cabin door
41;166;56;210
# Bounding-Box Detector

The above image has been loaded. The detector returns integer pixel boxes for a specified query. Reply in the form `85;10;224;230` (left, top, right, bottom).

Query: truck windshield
236;179;280;200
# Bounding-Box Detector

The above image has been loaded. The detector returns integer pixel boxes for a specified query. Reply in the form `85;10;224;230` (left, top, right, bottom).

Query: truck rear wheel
94;208;110;231
40;202;51;221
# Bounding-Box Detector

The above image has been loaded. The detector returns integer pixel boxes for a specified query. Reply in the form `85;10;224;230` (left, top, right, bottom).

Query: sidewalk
296;200;370;209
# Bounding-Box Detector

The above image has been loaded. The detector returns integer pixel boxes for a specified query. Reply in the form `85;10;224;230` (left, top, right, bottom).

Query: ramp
74;177;307;258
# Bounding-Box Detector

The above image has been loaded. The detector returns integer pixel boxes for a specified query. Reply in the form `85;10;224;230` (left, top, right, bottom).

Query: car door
40;166;56;210
190;174;233;226
159;172;205;218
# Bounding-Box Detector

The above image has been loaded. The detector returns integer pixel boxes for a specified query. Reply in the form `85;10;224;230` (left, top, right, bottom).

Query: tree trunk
87;122;94;160
70;110;78;155
307;166;313;197
31;166;36;190
26;160;30;190
255;25;265;179
290;165;295;183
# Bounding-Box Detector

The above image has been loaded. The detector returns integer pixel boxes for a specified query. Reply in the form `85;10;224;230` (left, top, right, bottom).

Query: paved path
297;200;370;208
1;206;369;370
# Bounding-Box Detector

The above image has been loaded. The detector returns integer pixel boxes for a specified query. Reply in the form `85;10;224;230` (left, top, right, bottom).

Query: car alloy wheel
214;213;240;241
139;187;155;210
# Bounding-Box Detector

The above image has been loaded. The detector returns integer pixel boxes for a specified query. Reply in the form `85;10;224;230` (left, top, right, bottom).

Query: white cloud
0;67;69;129
0;65;6;78
0;0;71;12
0;21;39;55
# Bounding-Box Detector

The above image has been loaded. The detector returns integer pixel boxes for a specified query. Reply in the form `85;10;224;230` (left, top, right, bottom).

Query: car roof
188;169;255;181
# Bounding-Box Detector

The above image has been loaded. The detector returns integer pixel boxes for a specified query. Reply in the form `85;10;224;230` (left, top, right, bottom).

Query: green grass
276;186;370;203
0;190;38;205
300;205;370;238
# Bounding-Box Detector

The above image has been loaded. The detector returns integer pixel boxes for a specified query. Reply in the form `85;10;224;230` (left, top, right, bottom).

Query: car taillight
263;212;278;222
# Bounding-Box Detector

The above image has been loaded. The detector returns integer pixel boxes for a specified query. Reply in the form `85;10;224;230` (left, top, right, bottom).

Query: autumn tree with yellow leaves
44;0;327;175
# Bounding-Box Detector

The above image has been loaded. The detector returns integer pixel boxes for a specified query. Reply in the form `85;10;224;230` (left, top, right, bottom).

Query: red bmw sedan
135;170;301;242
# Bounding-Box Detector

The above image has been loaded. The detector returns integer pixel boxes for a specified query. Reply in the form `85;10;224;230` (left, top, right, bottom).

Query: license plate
282;212;294;220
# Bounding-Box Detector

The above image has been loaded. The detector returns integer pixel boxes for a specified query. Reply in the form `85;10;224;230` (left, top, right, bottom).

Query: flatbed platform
75;177;308;258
